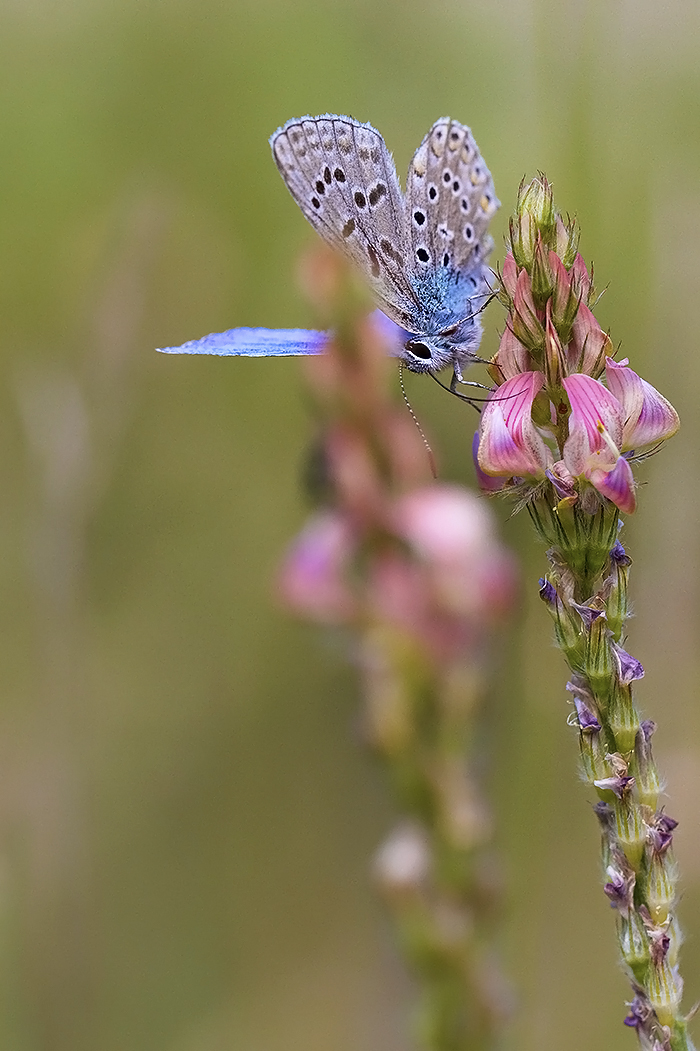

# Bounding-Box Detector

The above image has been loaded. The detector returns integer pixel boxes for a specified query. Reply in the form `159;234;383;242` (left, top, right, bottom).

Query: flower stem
536;502;694;1051
369;634;511;1051
281;249;516;1050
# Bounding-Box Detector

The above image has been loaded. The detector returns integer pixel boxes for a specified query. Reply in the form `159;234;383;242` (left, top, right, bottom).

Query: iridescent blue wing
157;327;329;357
157;313;409;358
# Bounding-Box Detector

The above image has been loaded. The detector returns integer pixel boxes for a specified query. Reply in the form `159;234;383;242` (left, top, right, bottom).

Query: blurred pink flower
392;485;516;621
366;485;516;659
278;511;357;622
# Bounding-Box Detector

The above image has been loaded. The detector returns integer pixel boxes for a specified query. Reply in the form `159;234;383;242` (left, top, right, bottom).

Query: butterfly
158;115;499;390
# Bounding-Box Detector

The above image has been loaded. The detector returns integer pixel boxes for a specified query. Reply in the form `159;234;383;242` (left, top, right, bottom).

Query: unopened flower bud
618;910;651;982
555;215;580;268
500;251;519;300
608;683;640;754
489;326;533;384
593;802;615;867
645;854;677;925
567;302;612;378
647;958;683;1028
540;579;584;667
511;177;556;270
572;603;615;702
530;234;554;306
579;724;609;786
604;541;631;639
511;269;545;352
544;301;565;389
614;798;646;870
634;721;661;810
549;251;580;343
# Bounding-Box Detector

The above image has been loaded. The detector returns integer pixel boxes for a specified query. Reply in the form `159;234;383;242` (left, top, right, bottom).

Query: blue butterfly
158;115;499;389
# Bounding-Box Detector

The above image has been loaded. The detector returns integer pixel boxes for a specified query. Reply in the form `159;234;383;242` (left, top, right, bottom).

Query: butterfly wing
271;115;420;332
157;327;329;356
156;313;410;358
404;118;499;301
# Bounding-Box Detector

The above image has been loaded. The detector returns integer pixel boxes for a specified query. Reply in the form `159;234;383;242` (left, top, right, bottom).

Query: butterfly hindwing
405;118;499;280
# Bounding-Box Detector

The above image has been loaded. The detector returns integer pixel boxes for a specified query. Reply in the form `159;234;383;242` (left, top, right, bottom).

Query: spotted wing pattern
271;115;420;330
404;118;499;282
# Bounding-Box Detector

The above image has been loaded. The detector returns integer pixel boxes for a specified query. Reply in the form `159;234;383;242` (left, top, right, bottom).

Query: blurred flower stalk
474;177;691;1051
279;249;517;1051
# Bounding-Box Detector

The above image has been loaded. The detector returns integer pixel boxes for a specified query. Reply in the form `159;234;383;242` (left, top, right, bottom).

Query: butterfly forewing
405;119;499;280
271;115;420;330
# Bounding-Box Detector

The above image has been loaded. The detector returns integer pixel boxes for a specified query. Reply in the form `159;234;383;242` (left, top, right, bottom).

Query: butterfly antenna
399;362;438;478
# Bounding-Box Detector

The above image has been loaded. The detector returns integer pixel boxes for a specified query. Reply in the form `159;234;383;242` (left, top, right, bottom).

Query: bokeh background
0;0;698;1048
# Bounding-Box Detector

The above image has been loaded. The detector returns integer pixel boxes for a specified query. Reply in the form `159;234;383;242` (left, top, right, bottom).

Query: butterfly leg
450;363;464;393
450;366;491;394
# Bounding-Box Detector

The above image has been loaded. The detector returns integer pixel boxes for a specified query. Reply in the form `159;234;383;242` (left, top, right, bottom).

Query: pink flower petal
604;358;680;449
562;374;624;475
501;251;518;298
589;456;636;514
472;432;507;491
492;325;532;382
478;372;550;477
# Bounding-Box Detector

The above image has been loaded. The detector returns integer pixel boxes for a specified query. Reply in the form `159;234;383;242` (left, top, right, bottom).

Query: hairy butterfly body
158;115;499;385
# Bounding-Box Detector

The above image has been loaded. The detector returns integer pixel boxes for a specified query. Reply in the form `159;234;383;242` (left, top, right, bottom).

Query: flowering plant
476;179;678;518
474;177;691;1051
280;252;517;1050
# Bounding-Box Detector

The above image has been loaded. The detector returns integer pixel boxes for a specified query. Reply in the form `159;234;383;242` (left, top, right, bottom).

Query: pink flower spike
562;374;624;476
604;358;680;450
589;456;637;514
478;371;550;478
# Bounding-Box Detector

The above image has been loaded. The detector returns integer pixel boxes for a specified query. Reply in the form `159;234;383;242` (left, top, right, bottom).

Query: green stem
536;495;692;1049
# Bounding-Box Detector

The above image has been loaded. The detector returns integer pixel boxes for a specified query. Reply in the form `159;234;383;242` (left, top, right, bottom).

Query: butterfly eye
405;340;433;361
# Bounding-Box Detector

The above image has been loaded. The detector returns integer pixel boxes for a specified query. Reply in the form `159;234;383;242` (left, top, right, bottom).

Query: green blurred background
0;0;698;1048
